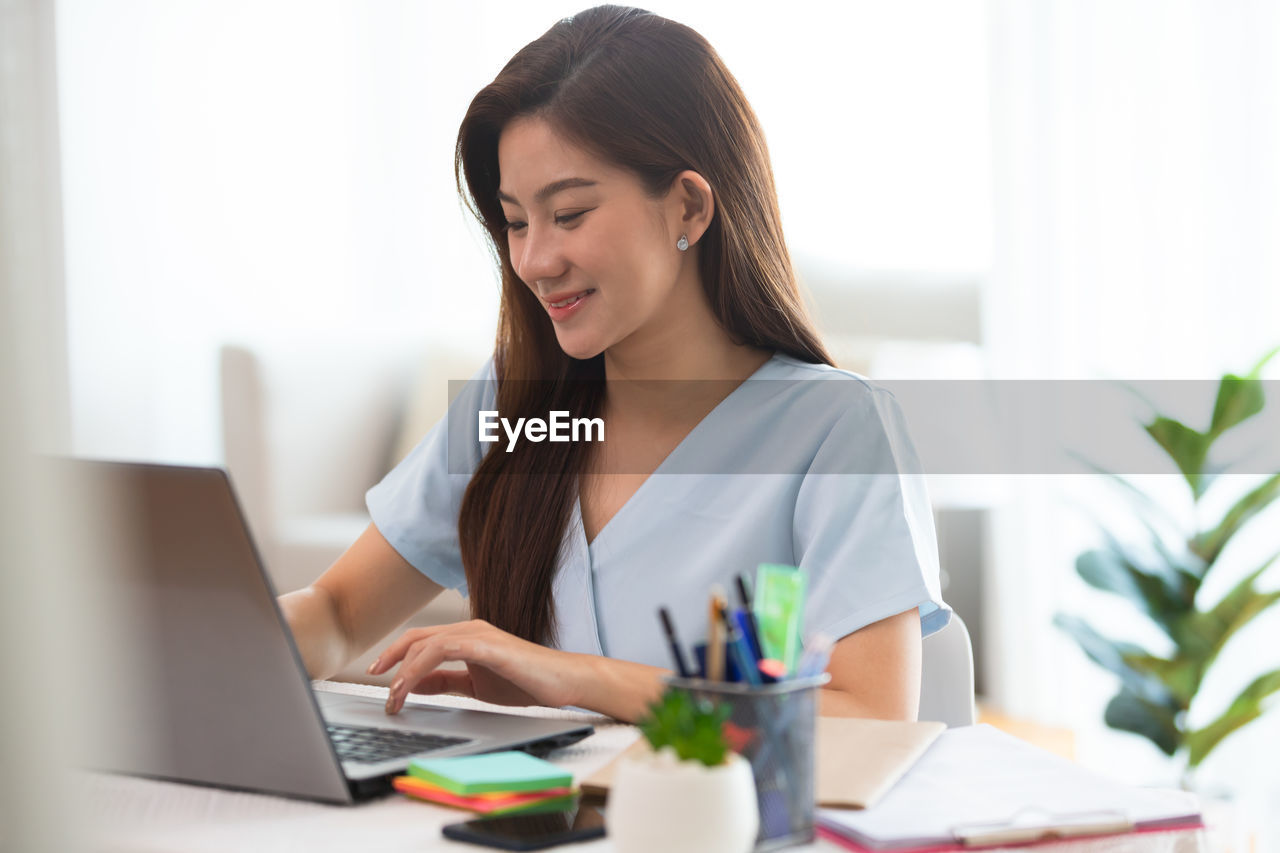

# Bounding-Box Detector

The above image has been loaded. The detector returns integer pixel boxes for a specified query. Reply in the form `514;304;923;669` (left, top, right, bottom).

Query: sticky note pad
407;751;573;795
393;775;576;814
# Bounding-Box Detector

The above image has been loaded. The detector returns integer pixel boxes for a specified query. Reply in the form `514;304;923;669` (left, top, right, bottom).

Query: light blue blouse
366;353;950;670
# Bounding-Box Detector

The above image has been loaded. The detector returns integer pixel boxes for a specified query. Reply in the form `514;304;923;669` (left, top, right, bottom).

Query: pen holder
662;673;829;852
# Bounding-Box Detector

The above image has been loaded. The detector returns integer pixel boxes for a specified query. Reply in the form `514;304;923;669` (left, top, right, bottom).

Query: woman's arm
371;620;668;722
279;522;445;680
372;608;921;723
817;608;921;719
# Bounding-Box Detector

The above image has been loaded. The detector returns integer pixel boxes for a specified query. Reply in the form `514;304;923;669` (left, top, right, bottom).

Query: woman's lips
544;288;595;321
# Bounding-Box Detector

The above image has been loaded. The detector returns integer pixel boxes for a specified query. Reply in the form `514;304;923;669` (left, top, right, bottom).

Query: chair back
918;612;976;727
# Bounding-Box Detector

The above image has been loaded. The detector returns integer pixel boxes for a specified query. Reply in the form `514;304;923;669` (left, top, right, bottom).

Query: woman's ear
667;170;715;249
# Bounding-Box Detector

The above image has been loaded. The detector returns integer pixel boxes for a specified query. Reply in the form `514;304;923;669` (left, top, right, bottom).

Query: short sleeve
365;358;496;594
793;384;951;640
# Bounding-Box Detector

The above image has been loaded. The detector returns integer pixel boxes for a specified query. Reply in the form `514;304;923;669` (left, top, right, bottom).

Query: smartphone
441;806;606;850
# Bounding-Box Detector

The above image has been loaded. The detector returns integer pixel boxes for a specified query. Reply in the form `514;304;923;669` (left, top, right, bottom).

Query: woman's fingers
367;620;477;675
407;667;475;698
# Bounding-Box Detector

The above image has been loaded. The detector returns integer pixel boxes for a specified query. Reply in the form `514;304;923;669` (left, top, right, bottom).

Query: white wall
55;0;991;464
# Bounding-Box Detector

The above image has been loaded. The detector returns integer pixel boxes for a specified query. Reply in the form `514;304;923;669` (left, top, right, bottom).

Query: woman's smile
543;287;597;321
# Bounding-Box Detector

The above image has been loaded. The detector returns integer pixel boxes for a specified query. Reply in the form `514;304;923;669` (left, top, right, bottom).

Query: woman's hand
369;619;591;714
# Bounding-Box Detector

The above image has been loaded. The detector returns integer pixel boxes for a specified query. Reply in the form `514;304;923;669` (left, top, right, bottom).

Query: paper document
818;724;1200;850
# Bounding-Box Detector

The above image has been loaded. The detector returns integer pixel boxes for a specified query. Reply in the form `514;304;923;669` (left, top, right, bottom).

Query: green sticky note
407;751;573;795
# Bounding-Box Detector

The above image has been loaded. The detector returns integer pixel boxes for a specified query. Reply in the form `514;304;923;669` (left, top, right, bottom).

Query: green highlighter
754;563;806;675
407;751;573;795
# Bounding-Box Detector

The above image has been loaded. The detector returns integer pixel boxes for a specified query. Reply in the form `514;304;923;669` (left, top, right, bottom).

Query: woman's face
497;116;687;361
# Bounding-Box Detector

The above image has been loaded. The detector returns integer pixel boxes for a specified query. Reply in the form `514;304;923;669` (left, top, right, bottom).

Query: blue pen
732;608;761;662
721;608;763;686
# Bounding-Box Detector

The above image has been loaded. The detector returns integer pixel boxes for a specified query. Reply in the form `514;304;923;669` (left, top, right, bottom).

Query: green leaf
1054;613;1178;708
1246;345;1280;379
1192;474;1280;565
1105;688;1182;755
1075;548;1189;637
1123;653;1201;708
1186;668;1280;767
637;688;732;767
1145;417;1210;499
1192;553;1280;661
1209;374;1266;439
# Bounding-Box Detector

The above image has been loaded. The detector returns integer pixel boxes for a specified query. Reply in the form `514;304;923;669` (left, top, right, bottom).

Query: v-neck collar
576;353;781;553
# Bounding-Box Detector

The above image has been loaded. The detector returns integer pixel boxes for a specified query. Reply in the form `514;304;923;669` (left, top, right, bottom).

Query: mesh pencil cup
663;673;829;852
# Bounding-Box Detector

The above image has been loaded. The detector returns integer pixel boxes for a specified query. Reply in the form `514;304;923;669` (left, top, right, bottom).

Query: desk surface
79;682;1208;853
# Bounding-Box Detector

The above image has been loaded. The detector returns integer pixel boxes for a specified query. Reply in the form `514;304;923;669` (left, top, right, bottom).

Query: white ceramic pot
607;746;758;853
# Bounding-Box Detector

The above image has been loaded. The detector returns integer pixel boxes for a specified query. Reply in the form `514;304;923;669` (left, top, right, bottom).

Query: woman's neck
601;266;771;383
600;276;773;422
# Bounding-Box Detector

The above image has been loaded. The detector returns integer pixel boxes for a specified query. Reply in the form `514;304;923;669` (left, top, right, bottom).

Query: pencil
707;586;726;682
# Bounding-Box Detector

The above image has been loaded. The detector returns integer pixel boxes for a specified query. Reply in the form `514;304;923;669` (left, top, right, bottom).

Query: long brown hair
455;5;832;645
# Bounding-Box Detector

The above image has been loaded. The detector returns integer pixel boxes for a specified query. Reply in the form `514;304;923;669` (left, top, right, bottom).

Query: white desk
79;682;1208;853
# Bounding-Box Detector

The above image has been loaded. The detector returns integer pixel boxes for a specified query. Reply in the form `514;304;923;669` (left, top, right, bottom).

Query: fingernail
390;677;404;694
366;658;380;675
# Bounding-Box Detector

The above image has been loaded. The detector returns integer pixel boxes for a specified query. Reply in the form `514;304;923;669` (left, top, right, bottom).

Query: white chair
218;336;482;683
918;612;976;727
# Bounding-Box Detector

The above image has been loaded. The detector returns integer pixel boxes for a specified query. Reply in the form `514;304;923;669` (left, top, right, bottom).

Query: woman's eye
503;220;527;234
555;209;592;226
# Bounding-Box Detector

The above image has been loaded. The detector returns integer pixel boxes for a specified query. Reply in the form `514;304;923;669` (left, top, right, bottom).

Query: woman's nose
512;224;568;285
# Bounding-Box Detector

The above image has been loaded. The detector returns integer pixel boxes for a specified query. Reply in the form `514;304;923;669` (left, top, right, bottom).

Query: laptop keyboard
327;723;472;765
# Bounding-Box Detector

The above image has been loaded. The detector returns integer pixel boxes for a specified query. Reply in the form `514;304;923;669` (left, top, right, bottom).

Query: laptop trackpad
316;692;501;736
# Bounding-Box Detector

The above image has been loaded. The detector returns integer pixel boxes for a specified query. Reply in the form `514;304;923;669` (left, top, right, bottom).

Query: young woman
280;5;948;723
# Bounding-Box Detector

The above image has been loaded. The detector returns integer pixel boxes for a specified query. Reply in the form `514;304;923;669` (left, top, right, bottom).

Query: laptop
61;458;593;803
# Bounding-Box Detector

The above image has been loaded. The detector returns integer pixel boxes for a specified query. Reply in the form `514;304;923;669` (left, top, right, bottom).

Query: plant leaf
1145;417;1210;499
1054;613;1178;708
1123;652;1201;708
1104;688;1182;756
1075;548;1189;638
1185;668;1280;767
1208;374;1266;439
1186;554;1280;664
1247;345;1280;379
1192;473;1280;565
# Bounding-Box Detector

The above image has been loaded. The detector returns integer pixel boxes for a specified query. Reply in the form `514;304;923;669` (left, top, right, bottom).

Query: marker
658;607;692;678
758;658;786;682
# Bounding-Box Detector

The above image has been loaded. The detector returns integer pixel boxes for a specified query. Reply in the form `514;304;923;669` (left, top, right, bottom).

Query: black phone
441;806;606;850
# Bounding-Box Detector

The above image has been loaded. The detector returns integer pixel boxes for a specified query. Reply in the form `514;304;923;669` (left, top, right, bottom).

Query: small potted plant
607;688;758;853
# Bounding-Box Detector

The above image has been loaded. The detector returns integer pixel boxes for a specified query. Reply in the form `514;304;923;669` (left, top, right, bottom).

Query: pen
658;607;692;678
706;587;726;682
734;574;764;660
721;608;763;687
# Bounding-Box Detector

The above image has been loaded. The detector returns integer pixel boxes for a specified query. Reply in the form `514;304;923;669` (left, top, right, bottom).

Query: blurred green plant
637;688;732;767
1056;347;1280;782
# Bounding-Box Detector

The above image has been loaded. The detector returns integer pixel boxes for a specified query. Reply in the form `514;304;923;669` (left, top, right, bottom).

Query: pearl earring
676;234;689;252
